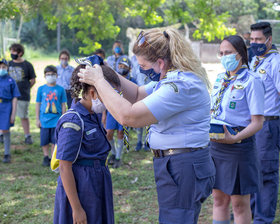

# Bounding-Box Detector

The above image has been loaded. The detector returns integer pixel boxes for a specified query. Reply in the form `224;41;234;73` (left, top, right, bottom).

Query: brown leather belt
151;146;207;158
264;116;279;121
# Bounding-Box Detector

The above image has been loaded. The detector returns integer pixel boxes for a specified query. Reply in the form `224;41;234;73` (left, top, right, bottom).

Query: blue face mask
250;39;269;56
221;54;240;71
0;69;8;76
139;67;161;81
114;47;122;54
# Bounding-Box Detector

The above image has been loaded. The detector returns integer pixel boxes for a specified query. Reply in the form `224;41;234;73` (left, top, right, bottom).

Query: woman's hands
78;64;104;86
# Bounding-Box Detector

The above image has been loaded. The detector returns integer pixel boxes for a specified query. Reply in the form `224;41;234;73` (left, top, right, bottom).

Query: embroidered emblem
233;84;244;90
86;128;97;135
229;101;236;109
166;82;179;93
62;122;81;131
259;69;266;74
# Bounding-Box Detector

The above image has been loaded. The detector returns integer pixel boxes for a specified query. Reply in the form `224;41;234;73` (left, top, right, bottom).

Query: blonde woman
78;28;215;224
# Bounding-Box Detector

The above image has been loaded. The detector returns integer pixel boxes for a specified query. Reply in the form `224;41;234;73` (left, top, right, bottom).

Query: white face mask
46;75;57;84
91;98;106;113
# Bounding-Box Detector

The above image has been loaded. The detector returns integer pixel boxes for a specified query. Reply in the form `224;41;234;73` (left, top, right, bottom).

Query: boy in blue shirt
36;65;67;166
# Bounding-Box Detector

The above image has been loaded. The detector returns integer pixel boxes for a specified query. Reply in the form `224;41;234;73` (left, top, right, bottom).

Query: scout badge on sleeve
75;54;104;67
50;110;84;172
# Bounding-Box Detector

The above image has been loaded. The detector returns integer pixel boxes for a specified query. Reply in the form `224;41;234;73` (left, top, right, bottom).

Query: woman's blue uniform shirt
250;52;280;116
211;69;264;127
143;70;210;149
56;101;111;162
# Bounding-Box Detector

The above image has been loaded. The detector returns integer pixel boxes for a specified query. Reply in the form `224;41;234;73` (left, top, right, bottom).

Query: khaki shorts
16;100;30;119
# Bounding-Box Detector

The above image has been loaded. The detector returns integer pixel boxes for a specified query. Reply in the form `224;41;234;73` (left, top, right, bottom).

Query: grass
0;58;279;223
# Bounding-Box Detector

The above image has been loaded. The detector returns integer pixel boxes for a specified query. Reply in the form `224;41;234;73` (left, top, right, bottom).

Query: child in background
53;63;121;224
36;65;66;166
0;58;20;163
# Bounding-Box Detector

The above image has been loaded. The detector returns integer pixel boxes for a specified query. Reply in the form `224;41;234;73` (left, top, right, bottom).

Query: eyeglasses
136;31;156;49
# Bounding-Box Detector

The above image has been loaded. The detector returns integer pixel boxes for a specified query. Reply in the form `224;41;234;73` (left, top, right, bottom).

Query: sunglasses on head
136;31;156;49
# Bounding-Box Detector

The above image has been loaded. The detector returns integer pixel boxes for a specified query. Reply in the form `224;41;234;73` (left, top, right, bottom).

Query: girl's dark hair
71;64;121;102
223;35;248;67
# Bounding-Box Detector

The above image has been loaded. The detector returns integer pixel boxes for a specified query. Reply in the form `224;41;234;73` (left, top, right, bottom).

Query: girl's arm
10;97;17;124
59;160;87;224
212;115;264;144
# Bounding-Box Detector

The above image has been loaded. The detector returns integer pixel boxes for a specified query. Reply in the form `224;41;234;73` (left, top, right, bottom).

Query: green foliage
123;0;165;25
163;0;236;42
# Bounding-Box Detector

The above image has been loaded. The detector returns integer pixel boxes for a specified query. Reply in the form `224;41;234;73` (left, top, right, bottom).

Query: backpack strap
59;109;84;164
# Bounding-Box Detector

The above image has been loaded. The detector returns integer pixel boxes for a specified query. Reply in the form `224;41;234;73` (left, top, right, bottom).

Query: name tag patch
86;128;97;135
62;122;81;131
229;101;236;109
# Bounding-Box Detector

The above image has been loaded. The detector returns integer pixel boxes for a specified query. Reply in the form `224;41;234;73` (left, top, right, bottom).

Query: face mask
0;69;8;76
60;60;68;66
221;54;240;71
114;47;122;54
46;75;57;84
118;68;129;76
250;38;269;56
139;67;161;81
91;98;106;113
11;53;18;60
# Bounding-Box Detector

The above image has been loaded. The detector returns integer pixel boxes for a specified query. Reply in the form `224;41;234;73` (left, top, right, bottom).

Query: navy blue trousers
153;147;215;224
251;119;280;224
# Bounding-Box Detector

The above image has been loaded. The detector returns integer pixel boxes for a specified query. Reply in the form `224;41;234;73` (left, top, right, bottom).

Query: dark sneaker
0;134;3;144
42;156;50;167
135;141;142;151
25;135;33;145
3;154;11;163
113;159;121;168
108;154;116;165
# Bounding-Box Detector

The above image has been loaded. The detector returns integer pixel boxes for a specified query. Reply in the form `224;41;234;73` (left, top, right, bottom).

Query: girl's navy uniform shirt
55;101;111;161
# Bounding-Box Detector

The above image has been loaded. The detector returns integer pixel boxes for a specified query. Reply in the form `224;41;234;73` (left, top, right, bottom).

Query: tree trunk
57;22;61;52
17;15;23;41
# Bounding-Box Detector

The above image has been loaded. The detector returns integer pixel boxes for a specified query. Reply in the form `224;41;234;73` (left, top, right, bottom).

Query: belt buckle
168;149;174;155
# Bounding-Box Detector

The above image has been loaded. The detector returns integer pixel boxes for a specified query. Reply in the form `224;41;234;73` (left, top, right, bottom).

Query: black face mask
118;68;129;76
11;53;18;60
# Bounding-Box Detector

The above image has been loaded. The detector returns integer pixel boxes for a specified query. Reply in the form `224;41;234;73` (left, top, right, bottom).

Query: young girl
0;58;20;163
53;64;121;224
